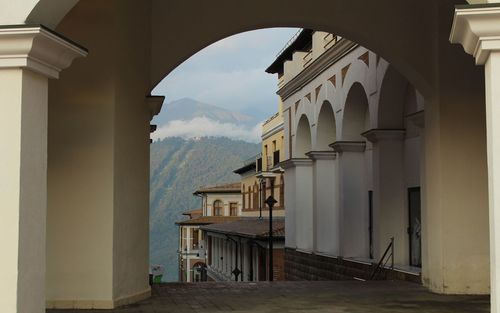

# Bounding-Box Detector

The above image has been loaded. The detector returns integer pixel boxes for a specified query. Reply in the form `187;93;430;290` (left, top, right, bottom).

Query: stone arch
295;114;312;158
341;82;370;141
315;101;337;150
23;0;435;96
377;65;410;129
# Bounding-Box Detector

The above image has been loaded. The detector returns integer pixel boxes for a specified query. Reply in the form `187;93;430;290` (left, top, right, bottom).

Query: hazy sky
152;28;299;118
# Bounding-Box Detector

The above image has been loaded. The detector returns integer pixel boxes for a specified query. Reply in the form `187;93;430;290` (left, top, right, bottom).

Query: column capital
146;95;164;121
329;141;366;153
0;25;87;78
361;129;405;143
305;151;337;160
450;4;500;64
280;158;313;169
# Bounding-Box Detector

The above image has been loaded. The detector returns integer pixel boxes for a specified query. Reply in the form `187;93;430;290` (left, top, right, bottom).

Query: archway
341;82;370;141
316;101;337;150
0;1;491;311
295;115;312;158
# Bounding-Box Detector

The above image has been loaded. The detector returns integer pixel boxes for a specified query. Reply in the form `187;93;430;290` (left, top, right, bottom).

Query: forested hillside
150;136;260;281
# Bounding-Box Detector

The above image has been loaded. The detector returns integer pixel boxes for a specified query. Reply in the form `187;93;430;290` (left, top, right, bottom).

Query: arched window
213;200;223;216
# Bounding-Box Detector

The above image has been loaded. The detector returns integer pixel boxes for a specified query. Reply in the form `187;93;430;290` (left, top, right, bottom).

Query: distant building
234;109;286;218
176;183;242;282
202;218;285;281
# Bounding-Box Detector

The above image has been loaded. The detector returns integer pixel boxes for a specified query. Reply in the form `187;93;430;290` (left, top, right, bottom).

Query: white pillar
451;6;500;310
363;129;407;265
282;159;314;252
0;26;86;313
331;141;369;258
306;151;340;256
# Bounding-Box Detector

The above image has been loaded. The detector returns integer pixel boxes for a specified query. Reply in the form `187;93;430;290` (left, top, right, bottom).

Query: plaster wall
46;0;152;308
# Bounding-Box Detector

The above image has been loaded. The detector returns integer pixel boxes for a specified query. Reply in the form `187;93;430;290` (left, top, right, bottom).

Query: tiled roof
194;182;241;194
182;209;203;219
176;216;241;226
200;218;285;239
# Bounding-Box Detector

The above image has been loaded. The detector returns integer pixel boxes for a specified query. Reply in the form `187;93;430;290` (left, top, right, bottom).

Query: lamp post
265;195;277;281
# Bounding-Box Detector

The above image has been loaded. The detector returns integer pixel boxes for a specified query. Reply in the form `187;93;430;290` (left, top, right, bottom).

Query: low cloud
152;117;262;143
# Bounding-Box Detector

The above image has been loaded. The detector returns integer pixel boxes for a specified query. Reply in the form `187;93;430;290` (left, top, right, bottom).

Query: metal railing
370;237;394;280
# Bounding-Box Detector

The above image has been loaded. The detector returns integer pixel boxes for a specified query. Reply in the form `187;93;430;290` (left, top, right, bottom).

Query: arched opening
342;83;370;141
5;0;486;311
213;200;224;216
316;101;336;149
295;115;312;157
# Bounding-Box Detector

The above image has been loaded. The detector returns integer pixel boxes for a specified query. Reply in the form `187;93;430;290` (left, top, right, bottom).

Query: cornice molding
329;141;366;153
146;95;165;121
262;121;284;140
277;39;358;101
305;151;337;161
450;5;500;64
280;158;313;169
361;129;405;143
0;25;87;78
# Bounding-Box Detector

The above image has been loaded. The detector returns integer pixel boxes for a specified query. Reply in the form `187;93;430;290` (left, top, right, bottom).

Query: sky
152;28;299;120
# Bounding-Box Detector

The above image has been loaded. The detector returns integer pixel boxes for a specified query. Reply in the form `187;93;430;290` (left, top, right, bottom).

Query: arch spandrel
23;0;443;97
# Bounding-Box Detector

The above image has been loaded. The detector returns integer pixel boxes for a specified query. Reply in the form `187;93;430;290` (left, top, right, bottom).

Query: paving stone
47;281;489;313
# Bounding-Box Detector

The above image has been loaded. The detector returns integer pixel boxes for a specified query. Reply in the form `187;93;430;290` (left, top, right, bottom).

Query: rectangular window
230;202;238;216
192;229;199;250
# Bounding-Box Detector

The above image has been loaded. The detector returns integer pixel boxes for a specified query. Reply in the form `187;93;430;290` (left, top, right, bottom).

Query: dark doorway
408;187;422;267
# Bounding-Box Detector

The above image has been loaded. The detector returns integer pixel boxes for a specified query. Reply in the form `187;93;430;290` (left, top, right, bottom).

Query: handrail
370;237;394;280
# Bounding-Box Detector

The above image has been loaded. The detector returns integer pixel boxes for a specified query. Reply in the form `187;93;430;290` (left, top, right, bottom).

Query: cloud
152;28;299;115
152;117;262;143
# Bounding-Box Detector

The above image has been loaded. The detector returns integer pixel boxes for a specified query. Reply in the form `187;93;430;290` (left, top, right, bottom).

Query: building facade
267;30;425;281
176;183;242;282
202;218;286;281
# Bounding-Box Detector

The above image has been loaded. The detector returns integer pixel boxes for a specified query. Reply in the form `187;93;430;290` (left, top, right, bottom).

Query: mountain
150;136;260;281
153;98;259;127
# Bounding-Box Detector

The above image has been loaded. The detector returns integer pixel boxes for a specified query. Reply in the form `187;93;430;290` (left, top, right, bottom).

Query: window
230;203;238;216
213;200;223;216
192;229;199;250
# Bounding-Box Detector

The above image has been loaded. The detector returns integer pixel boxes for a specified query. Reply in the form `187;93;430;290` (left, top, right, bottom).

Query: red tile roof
193;182;241;194
176;216;241;226
200;218;285;239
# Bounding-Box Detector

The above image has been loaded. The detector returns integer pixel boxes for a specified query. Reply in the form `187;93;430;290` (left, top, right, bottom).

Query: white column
0;26;86;313
363;130;407;265
451;7;500;311
331;141;369;258
282;159;314;252
306;151;340;256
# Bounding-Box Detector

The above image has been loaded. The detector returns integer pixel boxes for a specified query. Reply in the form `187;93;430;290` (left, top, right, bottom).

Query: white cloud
152;117;262;143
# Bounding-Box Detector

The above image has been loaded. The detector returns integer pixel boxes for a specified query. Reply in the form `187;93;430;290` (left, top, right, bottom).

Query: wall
46;0;151;308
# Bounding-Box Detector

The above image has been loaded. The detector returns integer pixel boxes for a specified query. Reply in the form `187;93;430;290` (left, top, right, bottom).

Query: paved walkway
48;281;489;313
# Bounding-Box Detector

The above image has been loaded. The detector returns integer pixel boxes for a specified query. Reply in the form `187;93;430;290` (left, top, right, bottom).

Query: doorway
408;187;421;267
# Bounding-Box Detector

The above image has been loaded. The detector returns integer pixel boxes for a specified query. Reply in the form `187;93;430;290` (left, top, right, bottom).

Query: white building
266;30;426;280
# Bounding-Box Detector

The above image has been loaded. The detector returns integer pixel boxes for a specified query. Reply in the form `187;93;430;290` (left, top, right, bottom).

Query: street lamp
265;195;277;281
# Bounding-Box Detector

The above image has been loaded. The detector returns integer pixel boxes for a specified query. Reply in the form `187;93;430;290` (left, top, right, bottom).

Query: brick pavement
47;280;489;313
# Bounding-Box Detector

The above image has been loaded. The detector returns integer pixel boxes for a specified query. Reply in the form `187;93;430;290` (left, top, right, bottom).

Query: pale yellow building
234;106;286;218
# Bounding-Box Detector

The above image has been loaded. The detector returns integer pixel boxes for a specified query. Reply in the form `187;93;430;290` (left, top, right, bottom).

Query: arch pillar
282;159;314;252
306;151;340;256
0;26;86;313
330;141;369;258
362;129;407;265
451;4;500;309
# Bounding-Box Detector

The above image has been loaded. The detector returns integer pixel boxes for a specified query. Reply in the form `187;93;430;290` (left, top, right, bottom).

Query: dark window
213;200;223;216
230;203;238;216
